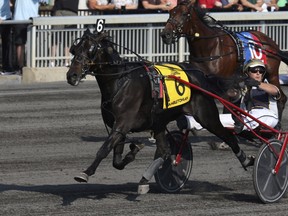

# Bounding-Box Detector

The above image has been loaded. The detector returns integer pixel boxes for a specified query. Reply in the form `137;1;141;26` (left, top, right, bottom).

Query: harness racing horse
66;29;254;194
160;1;288;121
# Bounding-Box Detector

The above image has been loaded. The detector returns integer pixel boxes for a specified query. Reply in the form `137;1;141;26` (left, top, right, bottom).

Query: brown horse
161;1;288;121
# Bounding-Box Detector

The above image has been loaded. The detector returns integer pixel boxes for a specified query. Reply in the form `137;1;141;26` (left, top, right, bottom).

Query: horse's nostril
166;33;172;39
161;31;172;40
67;72;79;86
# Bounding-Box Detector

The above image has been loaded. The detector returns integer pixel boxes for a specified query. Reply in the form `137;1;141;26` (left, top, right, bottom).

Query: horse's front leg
113;140;145;170
138;130;170;194
74;130;125;183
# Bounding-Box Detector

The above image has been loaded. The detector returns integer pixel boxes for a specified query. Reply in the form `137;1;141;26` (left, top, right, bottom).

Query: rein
72;33;152;78
167;7;238;62
86;63;149;77
169;5;277;63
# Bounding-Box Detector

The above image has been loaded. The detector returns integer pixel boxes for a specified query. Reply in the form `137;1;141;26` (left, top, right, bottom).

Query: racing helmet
243;59;266;76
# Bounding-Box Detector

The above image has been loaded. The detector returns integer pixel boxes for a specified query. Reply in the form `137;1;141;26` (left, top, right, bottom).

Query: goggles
248;66;266;74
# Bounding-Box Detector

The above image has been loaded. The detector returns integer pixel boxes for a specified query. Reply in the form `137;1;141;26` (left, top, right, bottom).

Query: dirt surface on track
1;81;288;216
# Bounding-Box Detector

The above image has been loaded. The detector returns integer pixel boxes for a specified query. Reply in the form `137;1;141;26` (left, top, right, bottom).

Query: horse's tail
277;50;288;65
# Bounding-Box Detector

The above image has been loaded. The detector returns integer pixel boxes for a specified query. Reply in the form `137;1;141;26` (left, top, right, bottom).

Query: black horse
66;29;254;194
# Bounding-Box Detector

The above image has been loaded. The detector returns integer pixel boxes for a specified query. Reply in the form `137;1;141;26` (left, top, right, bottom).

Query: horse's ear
96;31;110;39
178;0;196;6
107;47;114;55
103;30;109;37
85;28;91;34
189;0;197;5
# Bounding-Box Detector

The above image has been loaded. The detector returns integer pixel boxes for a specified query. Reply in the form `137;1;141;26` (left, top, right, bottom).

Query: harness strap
188;21;243;64
144;65;166;115
228;31;245;73
153;66;171;109
189;51;235;62
145;65;163;99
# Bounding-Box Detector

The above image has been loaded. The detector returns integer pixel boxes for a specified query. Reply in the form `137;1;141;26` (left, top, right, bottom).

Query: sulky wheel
154;130;193;193
253;139;288;203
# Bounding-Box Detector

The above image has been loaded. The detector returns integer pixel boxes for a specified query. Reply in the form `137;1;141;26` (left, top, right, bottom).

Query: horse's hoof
74;172;89;183
138;184;150;195
148;136;156;143
218;142;230;150
242;155;255;170
113;163;125;170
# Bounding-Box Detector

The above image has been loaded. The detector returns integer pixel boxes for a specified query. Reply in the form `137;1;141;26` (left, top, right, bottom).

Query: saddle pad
236;32;267;64
154;64;191;109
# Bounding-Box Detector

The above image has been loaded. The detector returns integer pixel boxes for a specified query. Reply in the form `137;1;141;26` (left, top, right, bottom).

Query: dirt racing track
1;81;288;216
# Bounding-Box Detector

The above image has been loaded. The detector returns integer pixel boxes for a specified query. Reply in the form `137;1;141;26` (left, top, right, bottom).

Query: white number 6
96;19;105;33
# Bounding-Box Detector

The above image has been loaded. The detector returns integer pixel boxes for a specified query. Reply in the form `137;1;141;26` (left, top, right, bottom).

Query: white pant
185;107;278;131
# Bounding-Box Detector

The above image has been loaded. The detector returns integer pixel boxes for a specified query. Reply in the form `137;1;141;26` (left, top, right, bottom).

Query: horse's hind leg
277;89;287;123
193;94;255;170
138;130;169;194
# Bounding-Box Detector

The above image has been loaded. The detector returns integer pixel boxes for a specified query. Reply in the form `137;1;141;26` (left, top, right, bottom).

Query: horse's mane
92;31;113;44
96;32;122;62
194;7;219;28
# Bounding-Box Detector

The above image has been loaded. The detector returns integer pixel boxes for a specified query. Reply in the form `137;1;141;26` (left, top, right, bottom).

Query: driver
178;59;280;133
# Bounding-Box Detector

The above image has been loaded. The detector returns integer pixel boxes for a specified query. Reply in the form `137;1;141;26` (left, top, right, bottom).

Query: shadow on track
0;180;261;206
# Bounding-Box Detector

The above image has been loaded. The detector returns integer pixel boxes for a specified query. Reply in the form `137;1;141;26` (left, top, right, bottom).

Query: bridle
165;4;233;42
166;5;193;42
70;31;148;78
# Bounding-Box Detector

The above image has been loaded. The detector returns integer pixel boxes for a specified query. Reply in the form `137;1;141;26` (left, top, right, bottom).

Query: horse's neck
187;19;228;63
95;65;123;101
190;15;215;37
187;33;220;56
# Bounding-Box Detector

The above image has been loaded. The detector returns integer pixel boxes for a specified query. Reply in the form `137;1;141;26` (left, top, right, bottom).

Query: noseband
166;5;193;41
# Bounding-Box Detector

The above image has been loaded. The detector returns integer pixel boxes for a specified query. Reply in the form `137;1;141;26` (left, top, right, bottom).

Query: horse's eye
88;45;97;58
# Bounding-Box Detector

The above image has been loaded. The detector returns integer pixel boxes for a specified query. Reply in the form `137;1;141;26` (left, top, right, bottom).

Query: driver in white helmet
178;59;280;134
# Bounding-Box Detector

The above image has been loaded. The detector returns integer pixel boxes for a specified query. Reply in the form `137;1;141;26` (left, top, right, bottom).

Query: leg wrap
236;149;255;170
142;157;164;181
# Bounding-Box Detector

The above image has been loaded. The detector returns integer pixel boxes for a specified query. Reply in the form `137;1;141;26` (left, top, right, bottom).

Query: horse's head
161;1;206;44
66;29;119;86
161;1;193;44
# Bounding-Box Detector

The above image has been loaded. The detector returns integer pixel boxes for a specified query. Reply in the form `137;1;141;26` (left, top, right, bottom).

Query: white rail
6;12;288;68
